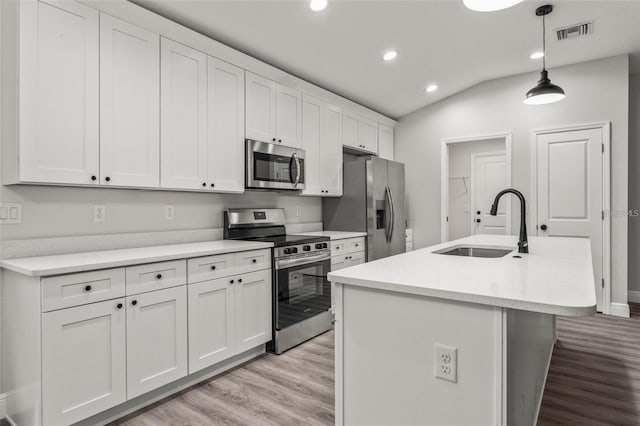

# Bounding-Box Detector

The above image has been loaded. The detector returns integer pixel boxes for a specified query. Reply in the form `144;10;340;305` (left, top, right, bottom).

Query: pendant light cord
542;13;546;71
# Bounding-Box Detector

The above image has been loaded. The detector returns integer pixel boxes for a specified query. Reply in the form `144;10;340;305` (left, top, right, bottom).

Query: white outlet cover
435;343;457;383
165;205;175;220
93;205;106;223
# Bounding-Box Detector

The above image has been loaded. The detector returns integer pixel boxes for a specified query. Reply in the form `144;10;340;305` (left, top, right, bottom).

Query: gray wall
629;73;640;292
395;55;630;306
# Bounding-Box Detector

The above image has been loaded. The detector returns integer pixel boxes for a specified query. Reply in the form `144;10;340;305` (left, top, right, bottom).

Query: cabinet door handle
278;139;282;143
252;259;257;263
210;183;215;188
238;278;243;283
91;175;97;181
230;279;234;284
131;300;138;306
211;265;216;270
272;138;276;142
116;303;123;309
202;182;207;187
105;176;111;182
156;274;162;279
84;285;92;292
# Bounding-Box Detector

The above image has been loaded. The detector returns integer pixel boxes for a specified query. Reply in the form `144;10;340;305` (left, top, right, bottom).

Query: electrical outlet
296;206;302;217
0;203;22;224
93;205;106;223
165;205;175;220
435;344;457;383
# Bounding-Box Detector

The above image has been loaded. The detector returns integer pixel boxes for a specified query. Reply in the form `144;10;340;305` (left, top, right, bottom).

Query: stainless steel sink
434;245;515;258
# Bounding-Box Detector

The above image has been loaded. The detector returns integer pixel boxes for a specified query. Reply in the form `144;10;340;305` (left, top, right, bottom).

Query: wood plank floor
113;305;640;426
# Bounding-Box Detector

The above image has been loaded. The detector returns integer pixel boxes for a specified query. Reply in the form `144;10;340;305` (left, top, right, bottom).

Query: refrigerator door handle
388;186;395;242
384;186;392;243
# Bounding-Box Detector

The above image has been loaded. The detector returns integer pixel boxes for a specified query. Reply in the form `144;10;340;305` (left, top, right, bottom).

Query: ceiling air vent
556;21;593;41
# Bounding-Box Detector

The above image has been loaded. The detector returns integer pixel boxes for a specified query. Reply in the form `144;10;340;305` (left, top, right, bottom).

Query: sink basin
434;245;515;258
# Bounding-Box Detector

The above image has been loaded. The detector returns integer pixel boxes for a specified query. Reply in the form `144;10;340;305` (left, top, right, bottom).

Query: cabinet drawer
42;268;126;312
349;251;365;266
126;260;186;295
346;237;365;253
234;249;271;274
330;241;347;256
188;253;235;284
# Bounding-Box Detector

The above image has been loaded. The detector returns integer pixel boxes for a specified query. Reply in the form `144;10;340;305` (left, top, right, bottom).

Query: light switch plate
0;203;22;224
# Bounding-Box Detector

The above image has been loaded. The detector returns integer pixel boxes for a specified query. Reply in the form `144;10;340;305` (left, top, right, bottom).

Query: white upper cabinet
246;72;301;147
160;37;208;190
208;57;245;193
342;110;378;155
18;0;100;185
378;124;394;160
301;94;343;197
100;14;160;188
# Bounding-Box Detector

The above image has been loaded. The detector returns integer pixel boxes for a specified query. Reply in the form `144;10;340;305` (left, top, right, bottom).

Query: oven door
246;139;305;190
275;253;331;331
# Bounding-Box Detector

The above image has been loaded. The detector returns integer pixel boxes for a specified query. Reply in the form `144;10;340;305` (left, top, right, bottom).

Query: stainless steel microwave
246;139;305;191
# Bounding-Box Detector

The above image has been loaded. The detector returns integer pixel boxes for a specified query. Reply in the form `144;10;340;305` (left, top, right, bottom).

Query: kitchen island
328;234;596;426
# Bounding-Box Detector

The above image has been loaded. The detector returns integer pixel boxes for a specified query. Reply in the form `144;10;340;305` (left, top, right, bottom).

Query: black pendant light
524;5;566;105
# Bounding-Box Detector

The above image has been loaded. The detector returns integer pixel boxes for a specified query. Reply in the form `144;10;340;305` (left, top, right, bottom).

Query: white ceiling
131;0;640;119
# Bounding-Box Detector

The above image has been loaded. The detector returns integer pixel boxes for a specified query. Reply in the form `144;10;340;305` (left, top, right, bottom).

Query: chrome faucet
490;188;528;254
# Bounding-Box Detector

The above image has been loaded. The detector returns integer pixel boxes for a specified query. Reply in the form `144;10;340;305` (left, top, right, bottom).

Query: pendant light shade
524;5;565;105
463;0;524;12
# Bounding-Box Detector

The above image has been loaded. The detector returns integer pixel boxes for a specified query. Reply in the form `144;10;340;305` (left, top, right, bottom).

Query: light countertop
296;231;367;240
328;235;596;316
0;240;273;277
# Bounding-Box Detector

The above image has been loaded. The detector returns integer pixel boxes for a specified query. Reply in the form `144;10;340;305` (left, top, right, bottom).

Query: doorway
531;123;611;313
441;133;512;242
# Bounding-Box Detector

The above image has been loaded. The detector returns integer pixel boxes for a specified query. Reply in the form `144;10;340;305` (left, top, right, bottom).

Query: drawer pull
131;300;138;306
156;273;162;280
355;244;359;247
211;265;216;270
84;285;92;292
116;303;123;309
238;278;243;283
230;279;234;284
252;259;257;263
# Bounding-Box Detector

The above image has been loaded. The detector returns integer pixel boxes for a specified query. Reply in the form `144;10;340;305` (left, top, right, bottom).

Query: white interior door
536;128;604;311
472;153;508;235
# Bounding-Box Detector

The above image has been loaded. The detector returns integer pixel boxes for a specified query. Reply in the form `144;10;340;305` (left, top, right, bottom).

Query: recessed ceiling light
309;0;327;12
463;0;524;12
530;51;544;59
425;84;438;93
382;50;398;61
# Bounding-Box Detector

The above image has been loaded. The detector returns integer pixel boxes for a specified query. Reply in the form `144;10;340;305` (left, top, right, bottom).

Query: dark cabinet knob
105;176;111;182
84;285;92;292
116;303;123;309
210;183;215;187
202;182;206;187
252;259;257;263
477;211;481;215
272;138;276;142
278;139;282;143
131;300;138;306
230;279;234;284
91;175;97;181
476;219;481;223
238;278;243;283
540;224;547;231
211;265;216;270
156;274;162;279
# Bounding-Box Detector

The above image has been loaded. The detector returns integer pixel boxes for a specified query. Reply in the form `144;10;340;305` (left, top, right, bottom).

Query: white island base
334;285;554;425
329;235;596;426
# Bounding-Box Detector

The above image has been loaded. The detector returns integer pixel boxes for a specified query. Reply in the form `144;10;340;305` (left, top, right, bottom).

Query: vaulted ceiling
132;0;640;119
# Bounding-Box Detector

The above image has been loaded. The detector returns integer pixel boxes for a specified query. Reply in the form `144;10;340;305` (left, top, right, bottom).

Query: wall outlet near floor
0;203;23;224
93;205;106;223
435;343;457;383
165;205;175;221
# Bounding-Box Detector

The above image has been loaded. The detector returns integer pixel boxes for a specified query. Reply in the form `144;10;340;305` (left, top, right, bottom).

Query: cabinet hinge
602;143;605;153
446;216;449;222
602;210;604;220
602;278;605;288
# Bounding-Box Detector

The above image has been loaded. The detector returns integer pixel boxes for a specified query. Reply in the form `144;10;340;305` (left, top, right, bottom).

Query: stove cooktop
240;234;330;248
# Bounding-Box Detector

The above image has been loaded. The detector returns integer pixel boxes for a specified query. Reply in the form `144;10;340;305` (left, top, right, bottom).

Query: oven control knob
303;245;311;251
284;248;292;255
322;243;328;249
315;243;323;249
291;247;298;254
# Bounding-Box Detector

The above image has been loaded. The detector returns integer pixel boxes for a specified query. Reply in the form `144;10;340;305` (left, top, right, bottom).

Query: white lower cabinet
126;285;188;399
330;237;366;309
235;269;272;353
42;298;127;426
188;278;235;373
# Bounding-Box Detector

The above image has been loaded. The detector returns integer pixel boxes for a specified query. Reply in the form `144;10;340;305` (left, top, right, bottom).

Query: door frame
470;151;510;236
441;132;512;242
530;122;611;314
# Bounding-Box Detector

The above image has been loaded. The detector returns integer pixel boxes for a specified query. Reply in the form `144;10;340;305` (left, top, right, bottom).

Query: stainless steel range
224;208;332;354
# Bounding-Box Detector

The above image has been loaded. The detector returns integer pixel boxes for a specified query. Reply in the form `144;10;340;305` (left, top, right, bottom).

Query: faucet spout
490;188;528;254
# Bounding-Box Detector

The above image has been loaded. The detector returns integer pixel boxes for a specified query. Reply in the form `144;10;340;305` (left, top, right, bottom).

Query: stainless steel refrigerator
323;156;406;261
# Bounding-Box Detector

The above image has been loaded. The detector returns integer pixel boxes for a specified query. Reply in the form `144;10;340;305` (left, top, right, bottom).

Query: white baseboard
610;302;630;318
628;290;640;303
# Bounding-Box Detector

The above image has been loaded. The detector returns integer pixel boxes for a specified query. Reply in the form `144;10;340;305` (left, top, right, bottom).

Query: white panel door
208;57;245;193
275;84;302;147
360;117;378;154
301;94;323;196
342;110;360;150
235;269;271;353
127;286;188;398
19;0;99;185
245;72;276;142
42;299;126;426
322;103;343;196
160;38;208;190
378;124;394;160
100;13;159;188
472;153;508;235
536;128;604;310
188;278;235;373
